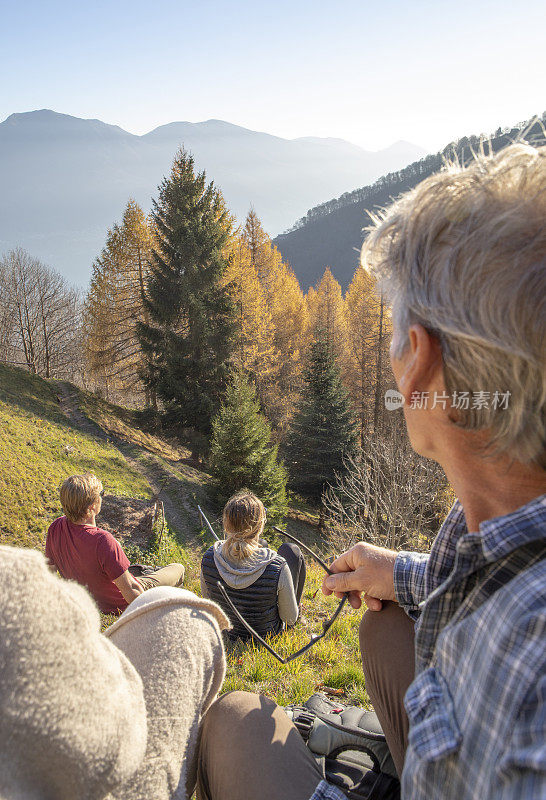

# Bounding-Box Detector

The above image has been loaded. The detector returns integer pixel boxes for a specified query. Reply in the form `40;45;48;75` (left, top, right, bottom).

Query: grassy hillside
0;363;151;548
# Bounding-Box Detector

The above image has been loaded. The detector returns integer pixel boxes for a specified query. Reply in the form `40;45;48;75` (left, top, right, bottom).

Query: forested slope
275;113;546;290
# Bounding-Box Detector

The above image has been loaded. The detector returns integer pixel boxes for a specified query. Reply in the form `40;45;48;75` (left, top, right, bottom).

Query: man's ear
398;324;444;402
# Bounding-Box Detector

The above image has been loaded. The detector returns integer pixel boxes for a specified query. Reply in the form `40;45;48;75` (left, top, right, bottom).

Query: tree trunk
319;501;326;531
373;295;385;434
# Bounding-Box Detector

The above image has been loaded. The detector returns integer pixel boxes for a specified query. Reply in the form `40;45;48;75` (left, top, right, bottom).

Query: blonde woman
200;491;305;640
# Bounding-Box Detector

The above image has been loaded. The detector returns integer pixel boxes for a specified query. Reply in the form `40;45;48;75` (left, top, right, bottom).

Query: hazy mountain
0;110;426;284
274;114;546;291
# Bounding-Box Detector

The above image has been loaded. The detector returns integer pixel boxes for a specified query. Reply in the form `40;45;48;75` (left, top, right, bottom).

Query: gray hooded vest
201;544;285;640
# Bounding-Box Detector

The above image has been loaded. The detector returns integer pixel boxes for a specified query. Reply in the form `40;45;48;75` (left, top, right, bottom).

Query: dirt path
55;382;206;549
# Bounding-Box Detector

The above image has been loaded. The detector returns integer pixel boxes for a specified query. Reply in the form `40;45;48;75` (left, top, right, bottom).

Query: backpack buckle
292;709;315;744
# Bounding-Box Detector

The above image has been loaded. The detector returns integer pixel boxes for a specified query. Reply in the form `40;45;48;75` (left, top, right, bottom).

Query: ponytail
222;491;266;562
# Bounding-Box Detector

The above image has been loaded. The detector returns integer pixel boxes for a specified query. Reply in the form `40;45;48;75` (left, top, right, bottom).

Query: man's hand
113;569;144;605
322;542;398;611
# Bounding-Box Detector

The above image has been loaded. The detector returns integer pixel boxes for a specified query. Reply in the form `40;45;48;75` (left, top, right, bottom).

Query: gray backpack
284;693;400;800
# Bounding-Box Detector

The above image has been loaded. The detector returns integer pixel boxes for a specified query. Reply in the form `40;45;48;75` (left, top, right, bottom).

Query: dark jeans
196;602;415;799
278;542;306;604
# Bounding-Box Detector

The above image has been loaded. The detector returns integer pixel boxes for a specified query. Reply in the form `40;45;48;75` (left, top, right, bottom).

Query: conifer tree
138;150;235;454
283;334;358;516
83;199;154;403
209;373;288;524
241;209;308;429
306;267;348;362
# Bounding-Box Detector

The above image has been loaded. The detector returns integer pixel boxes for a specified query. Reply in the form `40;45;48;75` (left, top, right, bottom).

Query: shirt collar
456;493;546;563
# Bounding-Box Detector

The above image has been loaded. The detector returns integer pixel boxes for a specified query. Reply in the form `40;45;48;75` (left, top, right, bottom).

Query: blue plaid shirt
311;494;546;800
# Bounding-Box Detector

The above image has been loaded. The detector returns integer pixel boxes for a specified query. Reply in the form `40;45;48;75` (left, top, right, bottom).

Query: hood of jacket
212;540;280;589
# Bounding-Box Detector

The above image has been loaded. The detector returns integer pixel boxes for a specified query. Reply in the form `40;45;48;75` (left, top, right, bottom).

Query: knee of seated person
359;601;399;661
202;691;260;737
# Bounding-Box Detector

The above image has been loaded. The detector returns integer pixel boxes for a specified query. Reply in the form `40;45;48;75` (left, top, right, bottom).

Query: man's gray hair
362;143;546;468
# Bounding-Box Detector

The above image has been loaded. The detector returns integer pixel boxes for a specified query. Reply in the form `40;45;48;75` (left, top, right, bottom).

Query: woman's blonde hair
222;491;266;561
60;473;103;523
362;142;546;468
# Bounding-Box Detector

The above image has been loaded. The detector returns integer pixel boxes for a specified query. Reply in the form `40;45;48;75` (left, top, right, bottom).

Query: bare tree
323;430;450;554
35;267;81;379
0;249;82;381
0;259;20;366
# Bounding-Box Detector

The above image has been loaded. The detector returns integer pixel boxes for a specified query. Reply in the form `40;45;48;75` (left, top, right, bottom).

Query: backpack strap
285;699;401;800
291;707;315;745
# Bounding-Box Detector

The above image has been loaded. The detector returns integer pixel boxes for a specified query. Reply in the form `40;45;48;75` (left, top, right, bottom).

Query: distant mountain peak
0;109;428;285
380;139;428;155
1;109;131;140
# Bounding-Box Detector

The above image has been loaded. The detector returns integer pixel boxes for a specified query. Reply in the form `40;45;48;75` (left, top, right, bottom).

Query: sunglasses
216;526;348;664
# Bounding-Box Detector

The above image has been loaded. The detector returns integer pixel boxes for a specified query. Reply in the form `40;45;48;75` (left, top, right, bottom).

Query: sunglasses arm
198;505;221;542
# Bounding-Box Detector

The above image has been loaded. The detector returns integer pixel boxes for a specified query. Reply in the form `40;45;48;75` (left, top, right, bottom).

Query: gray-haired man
197;143;546;800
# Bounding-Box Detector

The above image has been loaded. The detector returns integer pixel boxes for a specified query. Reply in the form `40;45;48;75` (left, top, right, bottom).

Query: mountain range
0;110;426;285
274;113;546;290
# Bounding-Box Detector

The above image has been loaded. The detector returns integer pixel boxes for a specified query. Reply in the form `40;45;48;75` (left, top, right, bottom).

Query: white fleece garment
0;545;147;800
0;547;230;800
104;587;230;800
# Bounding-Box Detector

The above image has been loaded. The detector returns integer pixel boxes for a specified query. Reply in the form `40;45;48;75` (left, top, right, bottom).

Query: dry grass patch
79;391;189;461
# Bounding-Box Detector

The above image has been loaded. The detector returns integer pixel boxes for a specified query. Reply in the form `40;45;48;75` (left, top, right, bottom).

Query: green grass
0;364;151;548
221;562;368;706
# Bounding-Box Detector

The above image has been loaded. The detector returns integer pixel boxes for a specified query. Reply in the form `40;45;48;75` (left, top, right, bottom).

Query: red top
45;516;130;614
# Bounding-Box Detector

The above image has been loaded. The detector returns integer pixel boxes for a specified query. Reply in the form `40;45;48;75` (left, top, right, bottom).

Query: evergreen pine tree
283;334;358;512
138;149;235;454
209;373;287;525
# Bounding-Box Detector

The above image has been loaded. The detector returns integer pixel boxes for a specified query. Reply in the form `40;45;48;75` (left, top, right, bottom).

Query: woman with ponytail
200;491;305;640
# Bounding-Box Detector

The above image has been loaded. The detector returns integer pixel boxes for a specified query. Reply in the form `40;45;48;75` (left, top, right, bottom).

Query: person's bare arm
113;569;144;605
321;542;398;611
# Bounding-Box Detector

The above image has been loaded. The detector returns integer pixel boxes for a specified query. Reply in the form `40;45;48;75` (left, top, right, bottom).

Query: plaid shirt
311;494;546;800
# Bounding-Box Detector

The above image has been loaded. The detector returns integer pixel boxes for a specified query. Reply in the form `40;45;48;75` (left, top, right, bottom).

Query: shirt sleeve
308;780;346;800
393;550;430;619
96;531;130;581
44;530;56;570
277;563;299;626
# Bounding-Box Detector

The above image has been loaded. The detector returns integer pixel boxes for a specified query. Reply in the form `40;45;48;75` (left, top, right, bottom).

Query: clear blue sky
1;0;545;152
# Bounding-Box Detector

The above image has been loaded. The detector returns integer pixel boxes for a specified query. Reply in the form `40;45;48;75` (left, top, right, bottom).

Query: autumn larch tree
306;268;348;364
241;209;308;429
138;149;235;456
343;267;391;443
83;199;154;403
221;231;279;400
